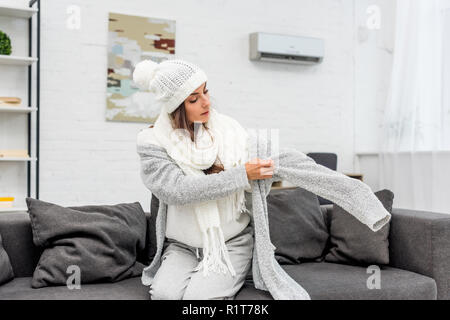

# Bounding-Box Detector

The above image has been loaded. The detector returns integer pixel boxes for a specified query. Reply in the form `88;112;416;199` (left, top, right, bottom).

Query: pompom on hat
132;58;208;114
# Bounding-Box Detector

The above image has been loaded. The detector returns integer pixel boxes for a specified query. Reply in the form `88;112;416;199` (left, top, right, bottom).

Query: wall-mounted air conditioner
249;32;324;65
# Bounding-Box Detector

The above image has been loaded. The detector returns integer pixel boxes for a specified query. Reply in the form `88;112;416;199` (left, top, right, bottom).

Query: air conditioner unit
249;32;324;65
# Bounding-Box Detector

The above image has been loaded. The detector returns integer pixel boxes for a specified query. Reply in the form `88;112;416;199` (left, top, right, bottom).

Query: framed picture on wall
106;12;175;123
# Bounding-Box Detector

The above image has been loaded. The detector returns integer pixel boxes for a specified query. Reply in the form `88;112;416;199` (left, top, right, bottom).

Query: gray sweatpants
149;224;254;300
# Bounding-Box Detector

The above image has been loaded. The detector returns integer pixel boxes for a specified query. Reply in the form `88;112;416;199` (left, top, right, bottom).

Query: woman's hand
245;158;274;180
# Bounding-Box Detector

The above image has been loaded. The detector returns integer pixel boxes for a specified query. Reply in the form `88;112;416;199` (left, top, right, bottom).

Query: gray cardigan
136;129;392;300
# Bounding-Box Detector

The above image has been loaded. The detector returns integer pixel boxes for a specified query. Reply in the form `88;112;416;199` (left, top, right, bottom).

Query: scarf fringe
193;226;237;277
237;192;250;215
225;191;250;223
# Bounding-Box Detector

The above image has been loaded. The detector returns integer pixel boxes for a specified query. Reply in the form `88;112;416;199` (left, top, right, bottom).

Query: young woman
133;59;391;300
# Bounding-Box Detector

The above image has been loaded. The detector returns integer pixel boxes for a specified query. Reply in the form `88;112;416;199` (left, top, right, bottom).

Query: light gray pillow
267;187;329;264
0;232;14;285
26;198;147;288
324;189;394;266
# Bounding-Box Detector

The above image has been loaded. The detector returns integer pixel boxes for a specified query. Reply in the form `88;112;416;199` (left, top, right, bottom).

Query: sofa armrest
388;207;450;300
0;212;43;278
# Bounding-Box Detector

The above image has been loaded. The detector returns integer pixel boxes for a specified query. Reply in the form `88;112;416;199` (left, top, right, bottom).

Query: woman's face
183;82;210;124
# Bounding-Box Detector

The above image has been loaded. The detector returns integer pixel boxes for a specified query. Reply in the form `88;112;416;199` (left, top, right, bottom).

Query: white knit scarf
152;106;250;277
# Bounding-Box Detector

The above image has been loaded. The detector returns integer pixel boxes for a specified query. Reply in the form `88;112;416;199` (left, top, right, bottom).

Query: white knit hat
132;58;208;114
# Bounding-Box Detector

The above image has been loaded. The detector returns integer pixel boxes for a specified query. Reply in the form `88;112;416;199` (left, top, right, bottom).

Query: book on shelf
0;197;15;208
0;97;22;106
0;149;29;158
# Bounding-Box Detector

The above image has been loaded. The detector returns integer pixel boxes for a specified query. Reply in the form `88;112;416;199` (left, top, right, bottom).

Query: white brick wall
0;0;394;212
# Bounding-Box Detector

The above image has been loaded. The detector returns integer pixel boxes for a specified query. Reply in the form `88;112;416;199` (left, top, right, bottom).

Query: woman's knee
149;242;198;300
150;281;185;300
182;269;249;300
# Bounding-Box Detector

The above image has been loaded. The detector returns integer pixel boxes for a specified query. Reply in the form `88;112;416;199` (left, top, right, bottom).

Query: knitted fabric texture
136;129;392;300
151;106;250;277
132;58;208;114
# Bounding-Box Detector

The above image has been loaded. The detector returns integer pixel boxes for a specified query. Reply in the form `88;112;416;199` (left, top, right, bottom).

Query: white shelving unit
0;1;40;213
0;207;28;213
0;4;37;19
0;157;37;161
0;106;37;113
0;54;38;65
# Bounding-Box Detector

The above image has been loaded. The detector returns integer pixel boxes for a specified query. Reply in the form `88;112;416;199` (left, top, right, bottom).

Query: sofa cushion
0;232;14;285
267;187;329;264
324;189;394;266
0;276;149;300
236;261;437;300
25;198;147;288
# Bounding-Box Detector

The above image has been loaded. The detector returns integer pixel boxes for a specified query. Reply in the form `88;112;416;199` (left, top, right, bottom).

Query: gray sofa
0;203;449;300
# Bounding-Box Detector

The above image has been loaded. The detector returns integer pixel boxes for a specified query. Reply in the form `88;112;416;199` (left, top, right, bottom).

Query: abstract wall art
106;12;175;123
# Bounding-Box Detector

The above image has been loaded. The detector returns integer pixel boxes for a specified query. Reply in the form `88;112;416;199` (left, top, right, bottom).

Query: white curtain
378;0;450;213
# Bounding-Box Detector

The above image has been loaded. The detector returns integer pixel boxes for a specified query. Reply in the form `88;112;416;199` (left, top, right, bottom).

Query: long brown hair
166;102;225;175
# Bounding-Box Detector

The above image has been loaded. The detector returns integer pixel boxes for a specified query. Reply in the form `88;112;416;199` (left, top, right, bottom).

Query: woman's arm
272;147;391;232
137;142;251;206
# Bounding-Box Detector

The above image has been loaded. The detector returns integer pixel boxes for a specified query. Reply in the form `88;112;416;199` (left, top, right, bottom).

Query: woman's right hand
245;158;274;180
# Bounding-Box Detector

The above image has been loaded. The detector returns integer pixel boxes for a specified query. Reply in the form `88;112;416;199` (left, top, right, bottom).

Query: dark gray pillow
267;187;329;264
324;189;394;266
25;197;147;288
0;232;14;285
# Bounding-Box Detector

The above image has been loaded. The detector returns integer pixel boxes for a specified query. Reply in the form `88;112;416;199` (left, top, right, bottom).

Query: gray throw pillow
324;189;394;266
26;197;147;288
0;232;14;285
267;187;329;264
